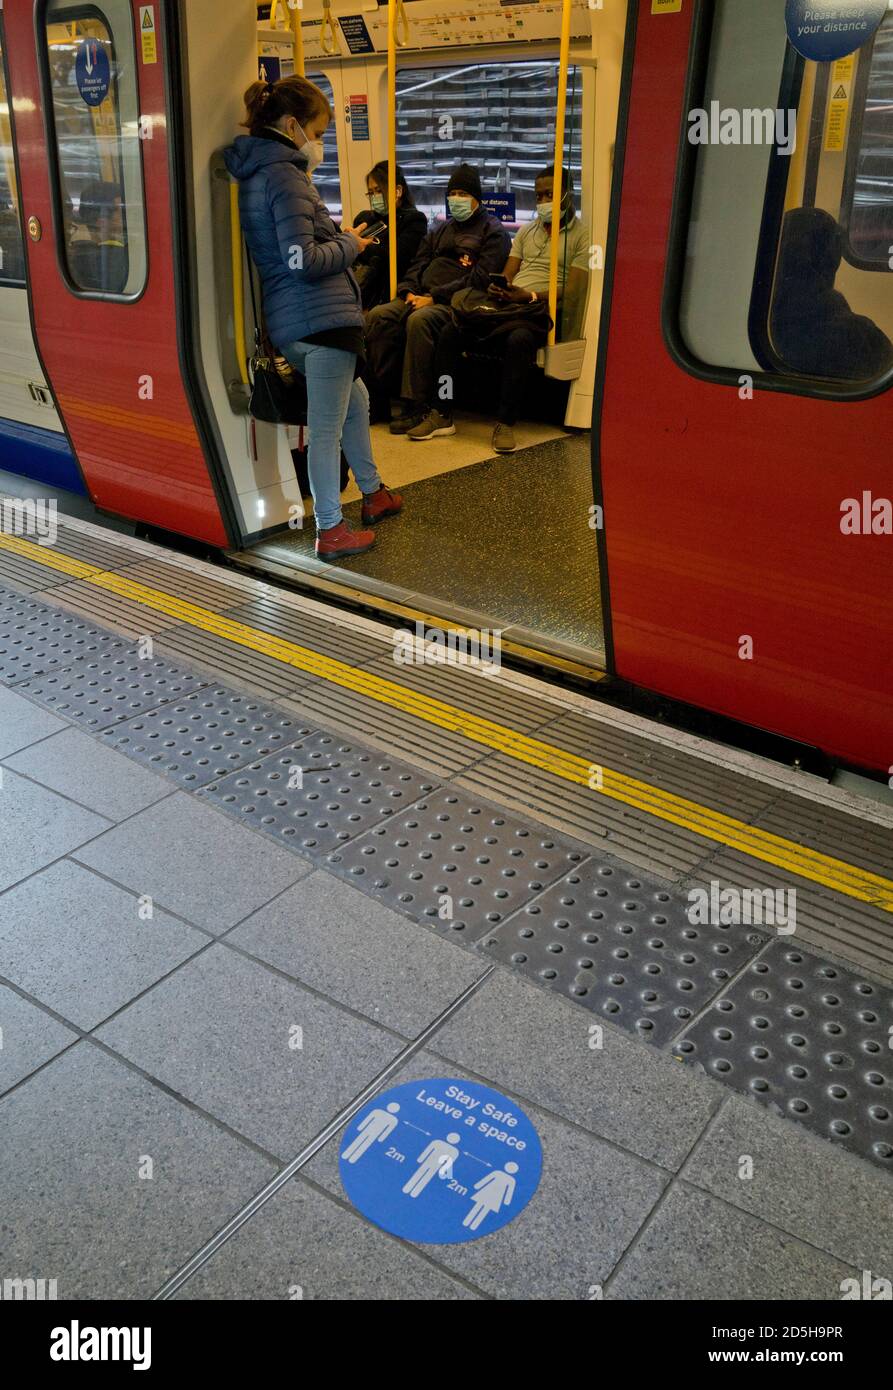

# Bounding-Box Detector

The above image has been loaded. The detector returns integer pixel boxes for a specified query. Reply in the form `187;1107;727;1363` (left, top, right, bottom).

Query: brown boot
362;485;403;525
315;519;376;561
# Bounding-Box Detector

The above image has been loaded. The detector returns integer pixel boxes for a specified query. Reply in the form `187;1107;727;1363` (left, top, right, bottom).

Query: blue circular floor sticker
75;38;111;108
785;1;886;63
339;1078;542;1243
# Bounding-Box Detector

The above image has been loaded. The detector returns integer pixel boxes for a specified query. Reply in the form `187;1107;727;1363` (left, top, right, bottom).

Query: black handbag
449;286;552;342
245;254;308;426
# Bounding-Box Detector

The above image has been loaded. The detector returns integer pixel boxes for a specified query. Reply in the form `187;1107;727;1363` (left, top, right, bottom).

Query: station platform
1;501;891;1302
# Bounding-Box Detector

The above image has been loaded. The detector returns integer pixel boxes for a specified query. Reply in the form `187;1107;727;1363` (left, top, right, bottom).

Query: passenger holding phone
225;77;403;561
412;166;590;453
365;164;511;434
351;161;427;312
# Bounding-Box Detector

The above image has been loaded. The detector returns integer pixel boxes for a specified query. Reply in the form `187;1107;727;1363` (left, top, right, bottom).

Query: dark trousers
434;322;542;425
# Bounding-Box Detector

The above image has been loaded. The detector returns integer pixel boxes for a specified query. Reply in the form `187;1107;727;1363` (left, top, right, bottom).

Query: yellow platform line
4;530;892;913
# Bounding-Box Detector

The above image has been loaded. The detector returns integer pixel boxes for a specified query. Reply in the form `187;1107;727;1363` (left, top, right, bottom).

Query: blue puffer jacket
223;132;363;350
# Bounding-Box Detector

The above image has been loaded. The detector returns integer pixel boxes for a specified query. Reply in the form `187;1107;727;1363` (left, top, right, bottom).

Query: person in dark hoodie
223;76;403;561
770;206;893;381
365;163;511;434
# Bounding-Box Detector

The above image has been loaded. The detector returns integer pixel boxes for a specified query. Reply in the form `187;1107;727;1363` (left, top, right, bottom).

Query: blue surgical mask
448;196;474;222
536;201;553;224
370;193;387;215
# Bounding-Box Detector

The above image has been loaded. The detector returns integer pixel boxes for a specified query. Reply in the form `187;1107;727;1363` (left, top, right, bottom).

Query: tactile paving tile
326;789;586;941
200;733;437;855
101;687;317;788
674;940;893;1171
478;859;770;1044
0;612;126;683
16;650;208;731
0;593;56;629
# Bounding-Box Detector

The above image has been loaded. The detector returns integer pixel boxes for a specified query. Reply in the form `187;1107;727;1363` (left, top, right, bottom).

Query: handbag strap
243;241;269;368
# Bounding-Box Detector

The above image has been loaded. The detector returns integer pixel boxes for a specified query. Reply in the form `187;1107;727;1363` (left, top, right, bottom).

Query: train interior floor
0;500;891;1301
243;428;604;658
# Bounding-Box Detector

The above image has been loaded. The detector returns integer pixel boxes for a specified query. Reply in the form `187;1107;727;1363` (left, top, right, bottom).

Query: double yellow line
3;530;892;914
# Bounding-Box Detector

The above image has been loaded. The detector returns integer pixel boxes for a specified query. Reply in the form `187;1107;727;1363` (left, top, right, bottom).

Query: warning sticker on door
825;52;855;152
651;0;683;13
140;6;157;65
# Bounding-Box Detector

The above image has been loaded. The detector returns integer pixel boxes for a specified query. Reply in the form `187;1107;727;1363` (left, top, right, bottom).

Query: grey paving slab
0;983;77;1097
4;727;170;820
684;1096;893;1278
0;684;66;757
176;1176;478;1300
306;1052;669;1300
605;1182;857;1301
201;733;438;858
96;944;405;1157
480;857;768;1044
230;871;487;1037
101;687;316;789
326;788;586;944
425;969;720;1169
675;940;893;1172
0;769;109;893
16;648;208;731
0;1042;275;1298
73;792;311;932
0;861;208;1031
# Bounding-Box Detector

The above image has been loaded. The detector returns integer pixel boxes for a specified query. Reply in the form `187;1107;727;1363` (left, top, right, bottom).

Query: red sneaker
362;485;404;525
315;520;376;561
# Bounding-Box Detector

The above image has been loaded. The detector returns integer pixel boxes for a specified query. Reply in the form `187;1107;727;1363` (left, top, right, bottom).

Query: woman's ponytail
241;75;331;137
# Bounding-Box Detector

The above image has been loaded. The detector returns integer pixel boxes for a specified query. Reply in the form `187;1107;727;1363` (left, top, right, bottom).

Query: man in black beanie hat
365;163;510;433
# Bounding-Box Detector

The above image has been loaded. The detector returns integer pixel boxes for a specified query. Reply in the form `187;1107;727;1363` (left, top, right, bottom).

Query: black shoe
389;408;426;435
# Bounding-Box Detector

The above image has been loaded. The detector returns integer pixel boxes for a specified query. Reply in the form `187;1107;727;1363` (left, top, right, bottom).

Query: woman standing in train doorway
224;77;403;560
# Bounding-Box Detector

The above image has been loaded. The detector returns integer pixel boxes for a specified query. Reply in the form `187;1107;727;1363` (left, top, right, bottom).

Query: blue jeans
282;341;382;531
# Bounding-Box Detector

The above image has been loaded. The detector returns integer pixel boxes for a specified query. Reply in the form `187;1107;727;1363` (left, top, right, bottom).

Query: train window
0;34;26;284
394;61;584;226
841;19;893;269
42;3;146;298
307;71;341;220
674;0;893;395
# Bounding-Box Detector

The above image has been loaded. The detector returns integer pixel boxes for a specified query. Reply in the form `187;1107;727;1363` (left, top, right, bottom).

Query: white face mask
297;123;325;173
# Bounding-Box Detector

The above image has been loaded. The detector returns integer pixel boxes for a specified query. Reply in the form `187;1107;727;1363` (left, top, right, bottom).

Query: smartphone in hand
357;219;388;242
488;273;509;290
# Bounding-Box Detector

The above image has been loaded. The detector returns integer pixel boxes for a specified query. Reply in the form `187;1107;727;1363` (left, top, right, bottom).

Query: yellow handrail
230;182;249;386
387;0;398;299
290;0;305;76
320;0;339;55
547;0;572;347
395;0;409;48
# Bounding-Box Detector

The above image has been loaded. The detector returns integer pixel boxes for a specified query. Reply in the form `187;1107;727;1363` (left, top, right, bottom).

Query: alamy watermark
1;1275;58;1300
393;621;502;676
0;497;58;547
687;881;797;935
688;103;797;157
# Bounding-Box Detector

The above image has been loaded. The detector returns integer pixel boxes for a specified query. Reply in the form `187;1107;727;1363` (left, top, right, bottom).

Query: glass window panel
45;5;146;296
0;35;25;284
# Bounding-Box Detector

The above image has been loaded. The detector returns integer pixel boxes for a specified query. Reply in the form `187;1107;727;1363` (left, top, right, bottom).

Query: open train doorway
191;0;627;677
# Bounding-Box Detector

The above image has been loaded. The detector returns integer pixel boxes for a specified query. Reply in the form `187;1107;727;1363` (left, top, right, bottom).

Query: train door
3;0;232;545
595;0;893;772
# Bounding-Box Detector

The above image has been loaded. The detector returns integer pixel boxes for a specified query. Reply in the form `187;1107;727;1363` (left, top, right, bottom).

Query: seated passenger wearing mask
69;181;128;294
351;161;427;312
771;206;893;381
411;165;590;451
365;163;511;434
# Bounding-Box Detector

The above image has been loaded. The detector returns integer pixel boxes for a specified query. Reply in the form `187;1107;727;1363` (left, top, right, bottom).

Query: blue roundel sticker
75;38;111;108
785;1;887;63
339;1078;542;1244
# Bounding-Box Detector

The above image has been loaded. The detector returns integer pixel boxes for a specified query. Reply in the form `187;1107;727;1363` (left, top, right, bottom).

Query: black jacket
352;205;428;310
397;208;511;304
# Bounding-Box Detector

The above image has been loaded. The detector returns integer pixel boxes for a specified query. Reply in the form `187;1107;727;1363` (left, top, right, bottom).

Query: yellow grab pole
387;0;398;299
229;183;249;386
290;0;305;77
547;0;572;346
